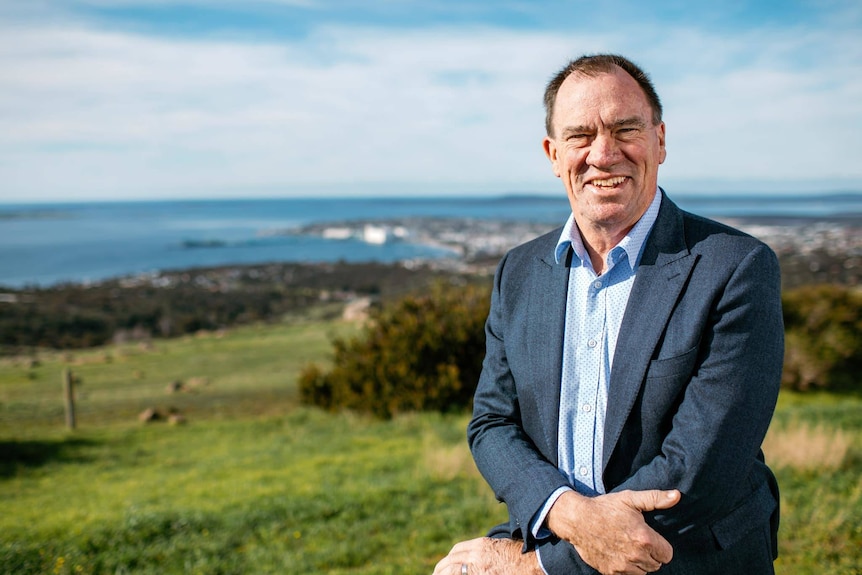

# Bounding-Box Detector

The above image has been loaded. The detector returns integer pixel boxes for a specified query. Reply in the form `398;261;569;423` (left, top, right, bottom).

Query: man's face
543;67;666;235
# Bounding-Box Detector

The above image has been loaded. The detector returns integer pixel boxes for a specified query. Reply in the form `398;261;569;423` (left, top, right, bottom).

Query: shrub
300;280;862;413
781;284;862;391
299;282;490;418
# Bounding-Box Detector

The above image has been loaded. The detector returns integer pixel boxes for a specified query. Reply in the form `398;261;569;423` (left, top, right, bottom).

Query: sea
1;194;861;288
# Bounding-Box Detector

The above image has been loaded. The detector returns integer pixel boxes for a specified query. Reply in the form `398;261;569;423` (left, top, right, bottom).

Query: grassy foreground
1;318;860;574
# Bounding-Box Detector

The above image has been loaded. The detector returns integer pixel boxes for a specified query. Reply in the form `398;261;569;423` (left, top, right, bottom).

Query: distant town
279;215;862;287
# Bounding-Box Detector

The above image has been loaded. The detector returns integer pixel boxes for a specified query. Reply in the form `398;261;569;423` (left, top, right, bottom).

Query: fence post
63;368;76;430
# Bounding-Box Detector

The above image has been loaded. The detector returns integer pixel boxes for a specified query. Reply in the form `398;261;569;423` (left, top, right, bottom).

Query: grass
0;410;501;574
0;319;352;433
1;319;860;574
763;422;852;472
766;390;862;575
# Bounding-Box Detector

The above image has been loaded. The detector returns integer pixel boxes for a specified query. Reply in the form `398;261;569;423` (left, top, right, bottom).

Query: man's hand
432;537;543;575
547;489;681;575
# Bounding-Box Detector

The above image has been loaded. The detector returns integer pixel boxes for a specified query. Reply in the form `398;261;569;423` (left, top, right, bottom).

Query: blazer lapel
602;196;696;471
530;246;570;458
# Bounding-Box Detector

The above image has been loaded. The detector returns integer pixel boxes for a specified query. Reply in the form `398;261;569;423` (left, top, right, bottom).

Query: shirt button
587;339;597;348
582;403;592;413
579;466;588;476
593;280;602;289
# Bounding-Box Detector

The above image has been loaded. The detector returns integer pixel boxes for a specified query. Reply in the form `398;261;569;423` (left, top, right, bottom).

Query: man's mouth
589;176;627;188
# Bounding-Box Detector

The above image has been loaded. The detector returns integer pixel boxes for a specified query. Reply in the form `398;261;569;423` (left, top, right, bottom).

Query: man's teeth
591;177;627;187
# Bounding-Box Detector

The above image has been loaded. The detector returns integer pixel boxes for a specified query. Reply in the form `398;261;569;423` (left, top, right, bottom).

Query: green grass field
1;318;860;574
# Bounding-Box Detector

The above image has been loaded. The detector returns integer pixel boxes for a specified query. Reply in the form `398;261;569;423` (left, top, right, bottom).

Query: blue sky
1;0;861;202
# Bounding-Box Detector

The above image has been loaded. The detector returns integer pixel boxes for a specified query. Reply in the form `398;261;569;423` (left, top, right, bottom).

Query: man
433;54;784;575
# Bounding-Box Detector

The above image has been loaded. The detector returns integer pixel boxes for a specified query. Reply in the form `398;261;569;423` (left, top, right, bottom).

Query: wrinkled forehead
553;69;654;127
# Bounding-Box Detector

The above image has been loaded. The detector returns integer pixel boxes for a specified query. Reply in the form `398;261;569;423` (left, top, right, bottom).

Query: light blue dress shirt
534;190;662;571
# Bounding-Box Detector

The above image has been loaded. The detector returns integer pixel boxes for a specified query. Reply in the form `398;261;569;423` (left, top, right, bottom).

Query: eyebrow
560;116;648;138
611;117;648;130
561;125;592;138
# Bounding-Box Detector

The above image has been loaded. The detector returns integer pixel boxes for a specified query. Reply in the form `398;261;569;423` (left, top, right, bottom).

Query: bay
1;194;860;288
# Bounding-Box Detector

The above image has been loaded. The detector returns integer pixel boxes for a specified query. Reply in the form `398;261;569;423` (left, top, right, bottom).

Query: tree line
0;262;467;353
300;282;862;418
3;260;858;404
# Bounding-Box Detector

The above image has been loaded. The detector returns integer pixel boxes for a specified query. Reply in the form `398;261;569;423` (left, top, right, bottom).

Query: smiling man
433;54;784;575
543;58;666;274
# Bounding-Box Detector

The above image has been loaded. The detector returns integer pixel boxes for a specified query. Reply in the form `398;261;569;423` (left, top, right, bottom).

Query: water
1;194;860;288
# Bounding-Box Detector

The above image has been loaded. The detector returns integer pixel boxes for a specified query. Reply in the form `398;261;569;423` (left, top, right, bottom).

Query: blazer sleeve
615;241;784;534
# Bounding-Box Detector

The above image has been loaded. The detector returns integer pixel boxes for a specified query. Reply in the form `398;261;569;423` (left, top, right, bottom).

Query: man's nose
586;133;622;168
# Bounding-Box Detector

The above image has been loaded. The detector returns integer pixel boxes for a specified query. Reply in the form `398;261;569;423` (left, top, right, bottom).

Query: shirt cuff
530;485;573;540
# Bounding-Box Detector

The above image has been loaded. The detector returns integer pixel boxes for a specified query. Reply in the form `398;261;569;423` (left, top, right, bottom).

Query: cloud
653;25;862;185
0;20;577;198
1;4;860;201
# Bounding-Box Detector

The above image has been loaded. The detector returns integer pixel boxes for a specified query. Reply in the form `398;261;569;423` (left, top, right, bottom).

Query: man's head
542;54;666;240
544;54;663;137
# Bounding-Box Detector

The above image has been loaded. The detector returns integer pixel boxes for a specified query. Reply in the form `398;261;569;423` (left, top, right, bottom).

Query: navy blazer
467;192;784;574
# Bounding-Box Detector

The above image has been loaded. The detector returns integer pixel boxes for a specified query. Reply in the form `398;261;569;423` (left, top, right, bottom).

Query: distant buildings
280;215;862;286
320;224;410;245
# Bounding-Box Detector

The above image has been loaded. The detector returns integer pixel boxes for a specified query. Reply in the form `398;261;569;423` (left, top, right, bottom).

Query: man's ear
543;137;561;178
657;122;667;165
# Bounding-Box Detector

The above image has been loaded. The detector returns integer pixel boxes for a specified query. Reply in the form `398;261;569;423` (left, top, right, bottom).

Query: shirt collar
554;188;663;269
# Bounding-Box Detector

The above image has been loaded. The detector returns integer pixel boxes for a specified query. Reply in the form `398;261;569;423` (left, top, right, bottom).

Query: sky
1;0;861;202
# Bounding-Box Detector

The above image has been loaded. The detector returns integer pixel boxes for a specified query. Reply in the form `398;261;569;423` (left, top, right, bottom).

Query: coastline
1;212;859;353
2;193;862;289
1;212;859;292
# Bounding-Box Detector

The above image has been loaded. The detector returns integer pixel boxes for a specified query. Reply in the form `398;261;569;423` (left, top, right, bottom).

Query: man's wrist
546;489;589;544
489;538;544;575
515;548;545;575
531;486;574;541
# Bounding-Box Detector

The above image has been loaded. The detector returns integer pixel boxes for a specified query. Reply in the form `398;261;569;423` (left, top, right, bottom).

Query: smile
589;176;628;188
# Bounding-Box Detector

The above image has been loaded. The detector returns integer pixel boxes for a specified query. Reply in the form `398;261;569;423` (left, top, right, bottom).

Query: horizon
2;189;862;207
2;1;861;202
2;191;860;289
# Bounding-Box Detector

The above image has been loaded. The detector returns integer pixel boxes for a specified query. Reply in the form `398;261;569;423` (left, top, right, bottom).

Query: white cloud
653;26;862;186
0;11;860;201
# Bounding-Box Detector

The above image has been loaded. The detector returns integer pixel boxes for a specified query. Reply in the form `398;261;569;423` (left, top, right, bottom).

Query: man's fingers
627;489;681;512
432;537;491;575
647;529;674;566
655;489;681;510
635;556;664;574
621;489;678;566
